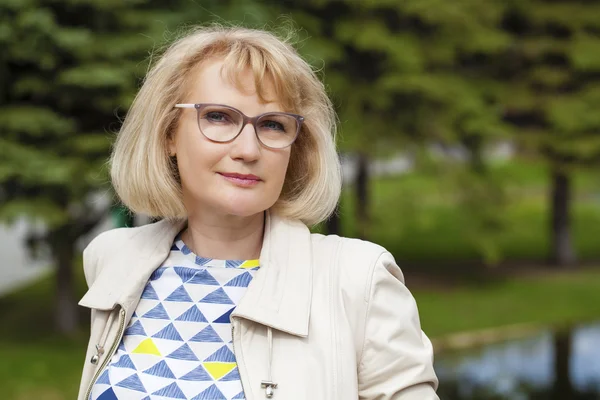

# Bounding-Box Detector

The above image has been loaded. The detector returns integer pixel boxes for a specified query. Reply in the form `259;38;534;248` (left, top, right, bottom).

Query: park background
1;0;600;399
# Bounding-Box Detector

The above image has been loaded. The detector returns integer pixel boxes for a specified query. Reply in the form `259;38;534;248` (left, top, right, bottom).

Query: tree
275;0;510;242
495;0;600;266
0;0;180;334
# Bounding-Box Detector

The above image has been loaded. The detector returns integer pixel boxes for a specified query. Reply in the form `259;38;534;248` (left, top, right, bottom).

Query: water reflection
434;322;600;399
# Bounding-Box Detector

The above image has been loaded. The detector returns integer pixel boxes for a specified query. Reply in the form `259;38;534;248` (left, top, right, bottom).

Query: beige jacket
77;212;439;400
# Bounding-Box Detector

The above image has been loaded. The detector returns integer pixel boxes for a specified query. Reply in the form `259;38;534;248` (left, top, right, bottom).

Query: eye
260;119;286;131
204;111;231;123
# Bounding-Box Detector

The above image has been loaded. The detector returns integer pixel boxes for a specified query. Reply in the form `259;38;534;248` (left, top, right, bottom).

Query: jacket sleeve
357;251;439;400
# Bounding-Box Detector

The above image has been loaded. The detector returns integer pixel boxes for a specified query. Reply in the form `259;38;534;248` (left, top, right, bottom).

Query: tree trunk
55;237;78;335
550;168;575;267
355;152;370;239
325;201;341;235
552;328;574;400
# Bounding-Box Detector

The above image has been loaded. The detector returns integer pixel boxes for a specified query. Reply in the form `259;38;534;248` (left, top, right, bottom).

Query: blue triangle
195;255;212;266
213;307;234;324
124;320;147;337
116;373;146;393
189;325;222;342
152;382;186;399
142;303;170;320
200;288;234;304
191;384;226;400
113;354;136;370
97;368;111;385
152;323;183;341
170;243;179;251
97;387;118;400
175;305;208;322
188;269;220;285
150;267;168;281
141;283;159;300
226;260;244;268
117;341;126;353
164;285;193;302
174;266;195;282
232;391;245;399
141;397;151;400
167;343;198;361
143;360;175;379
221;367;241;381
205;345;236;362
179;364;213;381
132;311;138;318
179;241;192;255
225;272;253;287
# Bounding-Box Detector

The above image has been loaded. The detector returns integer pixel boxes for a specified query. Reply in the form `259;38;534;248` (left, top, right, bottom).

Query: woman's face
169;59;292;219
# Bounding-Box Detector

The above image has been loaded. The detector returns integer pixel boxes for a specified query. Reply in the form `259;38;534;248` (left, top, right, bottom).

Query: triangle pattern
124;320;147;337
141;283;159;300
152;323;183;341
132;338;161;356
232;391;245;399
150;267;167;281
224;271;253;287
167;343;198;361
142;303;170;320
221;367;241;381
143;360;175;379
97;387;118;400
195;255;212;266
116;373;146;393
97;369;111;385
225;260;243;268
200;288;233;305
188;269;220;286
189;325;222;343
213;308;234;324
205;345;236;363
165;285;193;302
191;384;226;400
179;364;213;381
152;382;186;399
113;354;136;370
173;267;194;282
175;305;208;322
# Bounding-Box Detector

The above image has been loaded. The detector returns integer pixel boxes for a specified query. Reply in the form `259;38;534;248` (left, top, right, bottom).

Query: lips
219;172;261;181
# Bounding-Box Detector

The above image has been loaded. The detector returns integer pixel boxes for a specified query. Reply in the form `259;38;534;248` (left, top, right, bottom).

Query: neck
181;210;265;261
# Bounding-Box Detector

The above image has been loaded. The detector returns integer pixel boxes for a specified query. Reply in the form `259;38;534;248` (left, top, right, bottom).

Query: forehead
184;54;296;112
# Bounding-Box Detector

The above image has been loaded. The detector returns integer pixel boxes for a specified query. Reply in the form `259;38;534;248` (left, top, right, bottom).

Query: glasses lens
256;113;299;148
198;105;242;142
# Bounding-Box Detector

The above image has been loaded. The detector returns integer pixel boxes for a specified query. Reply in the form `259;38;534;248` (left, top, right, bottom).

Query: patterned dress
89;236;259;400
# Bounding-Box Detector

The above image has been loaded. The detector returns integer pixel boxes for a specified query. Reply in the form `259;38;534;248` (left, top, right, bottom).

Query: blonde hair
110;25;341;226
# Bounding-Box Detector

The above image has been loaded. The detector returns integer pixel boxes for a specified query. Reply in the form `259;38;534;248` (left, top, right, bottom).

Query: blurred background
1;0;600;399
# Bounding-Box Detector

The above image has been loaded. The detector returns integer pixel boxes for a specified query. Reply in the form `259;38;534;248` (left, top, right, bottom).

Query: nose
230;122;261;162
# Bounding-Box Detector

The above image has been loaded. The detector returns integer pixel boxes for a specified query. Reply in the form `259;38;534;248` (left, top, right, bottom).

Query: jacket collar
79;211;313;337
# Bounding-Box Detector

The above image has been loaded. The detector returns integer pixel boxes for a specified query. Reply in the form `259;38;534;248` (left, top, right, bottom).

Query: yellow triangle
203;362;237;380
240;259;259;269
132;338;161;356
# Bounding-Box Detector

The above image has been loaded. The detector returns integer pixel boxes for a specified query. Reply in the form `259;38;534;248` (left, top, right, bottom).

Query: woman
77;26;439;400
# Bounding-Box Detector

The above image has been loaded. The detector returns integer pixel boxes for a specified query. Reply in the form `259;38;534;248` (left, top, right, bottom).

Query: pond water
434;322;600;399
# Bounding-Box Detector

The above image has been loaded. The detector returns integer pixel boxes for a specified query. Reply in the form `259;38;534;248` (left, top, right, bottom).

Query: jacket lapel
78;212;313;337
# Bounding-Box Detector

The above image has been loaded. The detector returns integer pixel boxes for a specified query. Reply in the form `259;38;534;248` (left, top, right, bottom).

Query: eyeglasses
174;103;304;149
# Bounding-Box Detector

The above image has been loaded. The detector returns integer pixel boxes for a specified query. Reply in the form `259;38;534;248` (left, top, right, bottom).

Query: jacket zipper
84;306;126;400
231;321;249;399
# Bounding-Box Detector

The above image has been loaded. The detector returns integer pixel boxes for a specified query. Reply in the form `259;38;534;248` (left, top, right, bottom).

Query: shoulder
82;219;182;286
309;232;404;292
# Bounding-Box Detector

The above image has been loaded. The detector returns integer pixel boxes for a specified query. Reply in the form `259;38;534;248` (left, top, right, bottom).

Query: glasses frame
174;103;305;149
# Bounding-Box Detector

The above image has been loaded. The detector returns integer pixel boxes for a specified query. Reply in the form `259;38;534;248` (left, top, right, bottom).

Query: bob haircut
110;25;342;226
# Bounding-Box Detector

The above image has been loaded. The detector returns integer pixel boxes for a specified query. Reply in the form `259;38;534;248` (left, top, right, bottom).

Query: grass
413;268;600;338
337;159;600;266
